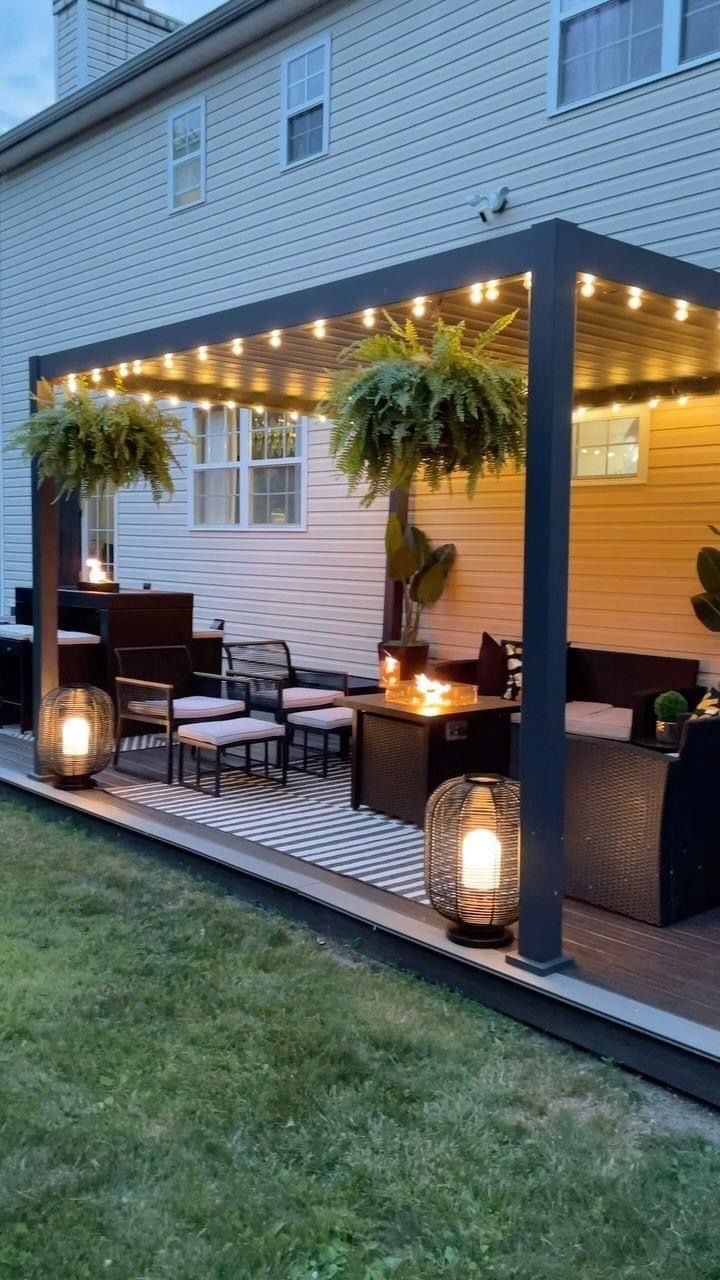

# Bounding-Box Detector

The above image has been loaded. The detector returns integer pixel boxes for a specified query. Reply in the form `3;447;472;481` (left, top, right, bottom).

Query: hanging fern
10;382;186;502
321;312;526;505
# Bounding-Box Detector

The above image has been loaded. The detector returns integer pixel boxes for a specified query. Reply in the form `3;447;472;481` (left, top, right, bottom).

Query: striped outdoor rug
0;725;165;753
107;759;428;903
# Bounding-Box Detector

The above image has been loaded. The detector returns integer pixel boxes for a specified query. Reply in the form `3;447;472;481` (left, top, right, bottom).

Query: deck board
3;730;720;1033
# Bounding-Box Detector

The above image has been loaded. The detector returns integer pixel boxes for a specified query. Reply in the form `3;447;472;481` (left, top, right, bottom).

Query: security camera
467;185;510;222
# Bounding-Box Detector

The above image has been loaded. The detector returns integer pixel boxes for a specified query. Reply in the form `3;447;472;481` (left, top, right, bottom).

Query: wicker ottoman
177;716;287;795
286;706;353;776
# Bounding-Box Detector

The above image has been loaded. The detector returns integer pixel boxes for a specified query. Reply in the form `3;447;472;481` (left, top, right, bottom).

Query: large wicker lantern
37;685;114;789
425;773;520;947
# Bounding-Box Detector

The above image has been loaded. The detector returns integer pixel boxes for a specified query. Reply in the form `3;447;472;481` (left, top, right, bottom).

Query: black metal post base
506;952;573;976
54;775;96;792
447;923;514;949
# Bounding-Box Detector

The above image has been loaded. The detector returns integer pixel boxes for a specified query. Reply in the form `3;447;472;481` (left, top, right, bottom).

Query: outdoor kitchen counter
344;692;517;827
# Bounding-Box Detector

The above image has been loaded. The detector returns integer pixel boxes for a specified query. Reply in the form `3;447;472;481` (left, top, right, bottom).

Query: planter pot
378;641;430;682
655;719;679;746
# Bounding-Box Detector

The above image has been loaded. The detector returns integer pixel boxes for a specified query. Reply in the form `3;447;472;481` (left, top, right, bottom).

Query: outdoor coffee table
343;693;517;827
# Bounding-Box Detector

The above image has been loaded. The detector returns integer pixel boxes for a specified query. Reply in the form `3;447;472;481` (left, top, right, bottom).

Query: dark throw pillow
502;639;523;701
477;631;508;696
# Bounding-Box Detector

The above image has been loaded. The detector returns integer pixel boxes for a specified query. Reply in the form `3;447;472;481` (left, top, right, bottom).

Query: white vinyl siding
168;99;205;212
191;406;306;531
280;35;331;167
551;0;720;109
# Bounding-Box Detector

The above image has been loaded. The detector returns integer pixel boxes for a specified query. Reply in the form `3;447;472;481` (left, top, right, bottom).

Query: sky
0;0;216;132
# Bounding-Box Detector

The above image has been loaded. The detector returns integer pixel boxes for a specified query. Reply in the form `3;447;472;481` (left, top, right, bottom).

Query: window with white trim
281;36;330;167
191;405;306;529
168;99;205;211
572;409;649;482
83;486;117;577
551;0;720;110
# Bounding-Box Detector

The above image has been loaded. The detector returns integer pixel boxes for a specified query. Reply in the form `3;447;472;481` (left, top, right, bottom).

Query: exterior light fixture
37;685;114;790
485;280;500;301
231;338;244;355
91;368;101;383
425;773;520;947
674;300;689;321
163;353;174;368
469;282;483;304
362;308;376;328
198;345;208;361
412;296;427;318
313;319;326;339
132;360;143;375
628;287;643;310
523;271;532;290
579;273;595;298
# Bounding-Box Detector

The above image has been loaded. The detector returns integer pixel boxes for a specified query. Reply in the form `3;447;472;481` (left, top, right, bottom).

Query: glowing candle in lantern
62;715;90;759
460;828;502;894
380;650;400;689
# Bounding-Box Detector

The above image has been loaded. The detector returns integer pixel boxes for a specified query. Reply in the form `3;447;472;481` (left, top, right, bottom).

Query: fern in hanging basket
321;312;526;506
10;382;186;502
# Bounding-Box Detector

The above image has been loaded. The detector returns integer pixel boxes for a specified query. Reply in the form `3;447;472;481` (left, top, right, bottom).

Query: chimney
53;0;184;99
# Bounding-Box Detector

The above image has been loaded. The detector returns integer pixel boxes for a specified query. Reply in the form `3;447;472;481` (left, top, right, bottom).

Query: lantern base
447;923;514;949
54;775;97;792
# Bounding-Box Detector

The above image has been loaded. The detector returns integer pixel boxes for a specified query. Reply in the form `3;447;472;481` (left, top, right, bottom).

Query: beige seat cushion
178;716;285;747
128;695;246;719
0;624;100;645
288;707;353;730
512;701;615;730
281;687;338;710
566;706;632;741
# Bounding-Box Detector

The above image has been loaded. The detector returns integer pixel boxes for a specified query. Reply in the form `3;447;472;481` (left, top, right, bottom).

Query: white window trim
82;486;119;578
571;406;650;485
548;0;718;115
189;406;308;531
279;33;331;170
167;97;206;214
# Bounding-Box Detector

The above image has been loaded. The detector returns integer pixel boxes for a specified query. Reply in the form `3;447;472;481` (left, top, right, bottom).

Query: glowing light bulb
523;271;532;290
485;280;499;302
141;392;152;404
133;360;143;375
412;296;427;318
675;300;689;322
612;402;621;412
225;399;236;409
91;368;101;384
648;397;660;409
67;374;78;393
198;345;208;361
678;394;690;406
163;353;174;368
579;273;595;298
575;405;587;418
362;308;376;328
269;329;282;348
231;338;243;355
628;287;642;310
313;319;326;339
106;388;116;400
200;399;211;411
460;828;502;893
168;395;179;406
119;363;129;378
469;282;483;305
254;404;265;414
289;411;299;422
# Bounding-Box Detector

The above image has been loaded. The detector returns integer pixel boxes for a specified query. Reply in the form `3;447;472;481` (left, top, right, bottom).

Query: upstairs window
281;36;331;168
168;99;205;212
552;0;720;110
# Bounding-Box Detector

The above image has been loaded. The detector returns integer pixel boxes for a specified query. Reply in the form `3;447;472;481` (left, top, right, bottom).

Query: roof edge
0;0;329;176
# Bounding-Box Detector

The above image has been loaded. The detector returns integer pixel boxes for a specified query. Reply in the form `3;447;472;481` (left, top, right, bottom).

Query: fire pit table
344;689;517;827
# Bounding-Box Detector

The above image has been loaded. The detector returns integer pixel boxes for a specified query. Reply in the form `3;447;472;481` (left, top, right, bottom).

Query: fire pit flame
384;672;478;712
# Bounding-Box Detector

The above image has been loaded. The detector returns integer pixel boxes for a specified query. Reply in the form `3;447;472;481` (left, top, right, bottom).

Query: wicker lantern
37;685;114;789
425;773;520;947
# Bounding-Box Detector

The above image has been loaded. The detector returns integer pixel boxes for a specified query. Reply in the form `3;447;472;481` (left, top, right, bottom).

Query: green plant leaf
410;544;456;605
692;591;720;632
697;547;720;595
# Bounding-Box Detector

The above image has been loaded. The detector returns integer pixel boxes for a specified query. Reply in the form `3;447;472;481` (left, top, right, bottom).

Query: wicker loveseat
561;718;720;925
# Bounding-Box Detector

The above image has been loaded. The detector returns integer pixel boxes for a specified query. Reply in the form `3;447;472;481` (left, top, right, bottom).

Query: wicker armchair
114;645;249;784
553;718;720;925
223;640;347;723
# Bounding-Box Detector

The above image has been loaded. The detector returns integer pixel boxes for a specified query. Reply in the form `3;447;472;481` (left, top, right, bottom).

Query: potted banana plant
380;513;456;680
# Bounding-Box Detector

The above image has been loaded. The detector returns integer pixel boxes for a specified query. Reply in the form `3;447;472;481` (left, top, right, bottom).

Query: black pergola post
508;222;577;975
29;361;59;776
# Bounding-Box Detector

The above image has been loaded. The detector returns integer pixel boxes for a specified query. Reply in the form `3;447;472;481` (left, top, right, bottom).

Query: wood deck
2;728;720;1103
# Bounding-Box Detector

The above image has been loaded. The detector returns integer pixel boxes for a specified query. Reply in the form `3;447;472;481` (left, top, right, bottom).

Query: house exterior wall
54;0;181;98
4;0;720;670
412;399;720;687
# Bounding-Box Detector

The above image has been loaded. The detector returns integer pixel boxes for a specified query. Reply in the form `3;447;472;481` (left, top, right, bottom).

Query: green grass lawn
1;796;720;1280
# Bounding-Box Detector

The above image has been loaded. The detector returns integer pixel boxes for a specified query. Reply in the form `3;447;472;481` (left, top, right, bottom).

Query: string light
674;300;689;322
106;388;116;399
269;330;282;348
412;296;427;318
575;406;587;417
485;280;500;302
200;399;211;411
225;400;236;409
469;282;483;305
579;274;596;298
313;319;327;339
254;404;265;414
318;414;327;423
91;369;101;384
362;308;376;328
168;395;180;407
523;271;532;290
289;411;299;421
67;374;78;393
678;394;690;406
163;353;174;368
612;402;621;412
133;360;143;375
119;363;129;378
627;287;642;310
648;397;660;409
141;392;152;404
231;338;244;355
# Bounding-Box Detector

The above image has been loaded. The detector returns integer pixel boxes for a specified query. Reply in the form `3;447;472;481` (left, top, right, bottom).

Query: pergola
28;217;720;976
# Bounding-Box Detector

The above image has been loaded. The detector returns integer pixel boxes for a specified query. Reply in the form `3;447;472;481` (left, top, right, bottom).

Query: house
2;0;720;1103
1;0;720;685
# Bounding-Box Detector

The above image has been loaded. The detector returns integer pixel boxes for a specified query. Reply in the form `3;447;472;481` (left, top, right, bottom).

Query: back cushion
477;631;507;696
